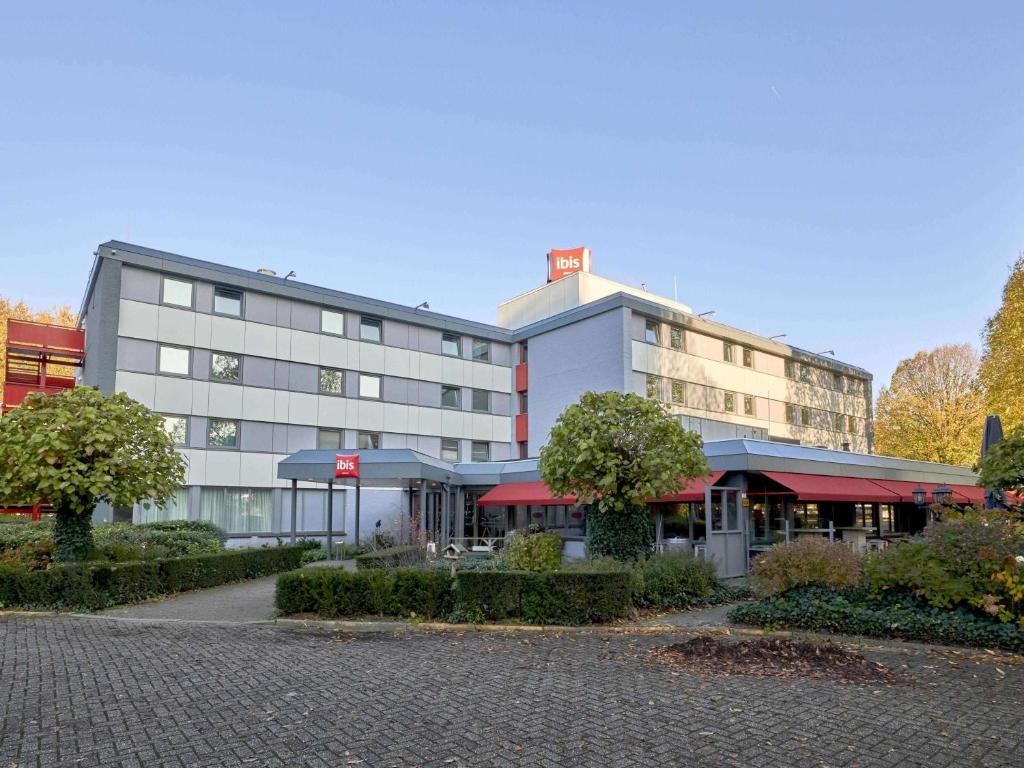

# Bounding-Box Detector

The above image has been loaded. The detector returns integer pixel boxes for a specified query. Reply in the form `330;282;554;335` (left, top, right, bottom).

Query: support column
326;480;334;559
290;479;298;544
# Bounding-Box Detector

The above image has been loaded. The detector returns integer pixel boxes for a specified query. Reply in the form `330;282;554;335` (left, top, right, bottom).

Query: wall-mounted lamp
769;333;788;341
414;301;430;311
697;310;716;318
818;349;835;356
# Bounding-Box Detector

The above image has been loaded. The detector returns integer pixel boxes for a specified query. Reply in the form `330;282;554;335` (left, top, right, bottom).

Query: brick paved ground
2;616;1023;768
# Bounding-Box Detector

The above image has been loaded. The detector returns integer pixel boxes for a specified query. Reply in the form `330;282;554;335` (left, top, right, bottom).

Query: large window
162;277;193;308
163;415;188;446
211;352;241;383
471;389;490;413
200;488;272;534
644;320;660;345
471;441;490;462
360;316;383;343
213;286;242;317
441;385;461;409
321;308;345;336
441;333;461;357
207;418;239;449
357;431;381;449
471;338;490;362
136;487;189;524
319;367;344;395
669;326;683;351
359;374;381;399
318;428;343;450
158;345;190;376
441;438;459;462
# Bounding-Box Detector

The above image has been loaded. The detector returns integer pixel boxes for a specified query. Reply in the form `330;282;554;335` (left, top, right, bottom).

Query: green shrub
137;520;229;544
0;521;52;554
502;531;563;572
751;537;863;596
636;550;717;609
730;585;1024;652
354;545;425;570
0;545;305;610
275;568;453;619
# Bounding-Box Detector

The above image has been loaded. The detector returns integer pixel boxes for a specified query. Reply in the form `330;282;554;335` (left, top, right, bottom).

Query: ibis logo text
547;247;592;282
335;454;360;478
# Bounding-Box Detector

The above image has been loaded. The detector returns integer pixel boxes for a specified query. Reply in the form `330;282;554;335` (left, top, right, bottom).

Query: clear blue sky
2;2;1022;392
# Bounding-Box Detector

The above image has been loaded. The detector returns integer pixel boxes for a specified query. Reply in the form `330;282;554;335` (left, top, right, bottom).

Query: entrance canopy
759;472;900;503
277;449;455;487
868;478;985;505
652;472;726;503
476;481;576;507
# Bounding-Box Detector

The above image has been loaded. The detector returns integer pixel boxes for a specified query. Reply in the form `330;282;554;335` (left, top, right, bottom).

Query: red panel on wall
515;363;528;392
515;413;528;443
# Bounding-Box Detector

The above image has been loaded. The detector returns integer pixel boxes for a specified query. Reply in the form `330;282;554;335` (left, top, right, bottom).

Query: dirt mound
651;636;900;684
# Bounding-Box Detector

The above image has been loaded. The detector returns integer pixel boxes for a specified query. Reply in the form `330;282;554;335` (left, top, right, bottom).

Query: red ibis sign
335;454;360;478
547;247;591;282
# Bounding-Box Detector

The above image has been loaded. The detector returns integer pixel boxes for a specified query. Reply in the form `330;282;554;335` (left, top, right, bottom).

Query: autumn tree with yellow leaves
980;253;1024;432
874;344;986;466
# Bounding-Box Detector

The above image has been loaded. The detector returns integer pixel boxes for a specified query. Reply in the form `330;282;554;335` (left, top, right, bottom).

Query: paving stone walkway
2;614;1023;768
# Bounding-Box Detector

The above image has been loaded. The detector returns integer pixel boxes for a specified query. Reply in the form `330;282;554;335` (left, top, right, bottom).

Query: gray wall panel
274;360;290;389
120;265;161;304
382;376;408;404
383;320;409;349
192;349;211;380
492;392;511;417
188;416;208;448
291;302;319;333
117;337;156;373
81;258;121;395
289;362;318;393
272;424;289;453
243;356;276;388
240;421;274;452
244;292;278;325
195;283;214;314
286;425;317;453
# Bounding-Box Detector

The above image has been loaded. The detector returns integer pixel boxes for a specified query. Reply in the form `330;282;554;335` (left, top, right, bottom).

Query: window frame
357;431;381;450
835;412;845;432
670;380;685;405
358;373;382;400
742;347;754;368
644;320;660;345
320;308;346;337
785;403;797;425
210;351;242;384
723;342;735;363
784;359;796;379
158;344;192;377
162;414;189;447
359;316;383;344
800;407;811;427
207;418;240;450
441;333;461;357
470;441;490;462
471;338;490;362
471;389;490;413
646;374;660;400
669;325;683;351
723;391;736;413
440;438;460;462
317;428;343;450
161;276;194;309
318;367;345;396
743;395;755;416
213;286;243;318
440;384;461;409
832;371;845;392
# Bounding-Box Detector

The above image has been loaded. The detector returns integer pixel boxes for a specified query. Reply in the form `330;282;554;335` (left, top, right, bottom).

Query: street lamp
933;485;954;507
912;485;927;507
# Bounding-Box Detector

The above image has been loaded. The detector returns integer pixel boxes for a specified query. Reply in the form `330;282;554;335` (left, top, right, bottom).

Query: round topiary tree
539;391;709;562
0;388;186;562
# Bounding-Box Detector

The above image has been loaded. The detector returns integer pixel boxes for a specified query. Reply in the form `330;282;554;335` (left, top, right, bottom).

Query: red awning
652;472;726;503
868;479;985;505
476;481;578;507
760;472;901;503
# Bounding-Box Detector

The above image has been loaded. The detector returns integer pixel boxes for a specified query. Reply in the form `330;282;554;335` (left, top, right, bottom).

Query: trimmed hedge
0;545;305;611
729;585;1024;652
276;567;635;625
354;545;426;570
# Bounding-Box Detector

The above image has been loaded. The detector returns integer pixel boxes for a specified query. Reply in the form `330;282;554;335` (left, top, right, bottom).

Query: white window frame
359;373;381;400
158;345;191;376
161;276;194;309
321;308;345;337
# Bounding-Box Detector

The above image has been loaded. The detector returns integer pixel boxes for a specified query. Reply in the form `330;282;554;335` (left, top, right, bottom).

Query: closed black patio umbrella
980;414;1005;510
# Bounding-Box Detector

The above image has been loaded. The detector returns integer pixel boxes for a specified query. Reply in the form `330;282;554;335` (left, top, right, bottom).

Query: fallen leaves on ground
648;636;901;685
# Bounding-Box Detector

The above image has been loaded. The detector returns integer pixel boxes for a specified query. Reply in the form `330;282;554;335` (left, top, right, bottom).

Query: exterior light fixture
912;485;927;506
818;349;835;356
769;334;788;341
933;485;953;507
414;301;430;310
697;310;716;318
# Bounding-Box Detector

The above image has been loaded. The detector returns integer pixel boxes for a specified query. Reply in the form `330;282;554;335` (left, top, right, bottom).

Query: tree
977;426;1024;501
873;344;986;467
0;297;77;390
0;388;186;561
980;253;1024;432
538;391;709;561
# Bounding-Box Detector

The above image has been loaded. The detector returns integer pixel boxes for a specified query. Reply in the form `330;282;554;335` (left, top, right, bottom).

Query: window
321;309;345;336
799;363;810;382
879;504;895;533
471;389;490;413
213;286;242;317
723;392;735;413
669;326;683;350
359;316;382;343
317;428;343;450
162;277;193;308
357;431;381;450
520;343;528;364
359;374;381;399
848;415;856;433
136;487;189;524
518;441;528;460
471;338;490;361
441;333;461;357
519;392;528;413
785;403;797;424
644;320;659;344
847;377;859;395
163;415;188;446
723;342;734;363
835;412;845;432
471;441;490;462
200;488;272;534
743;395;754;416
441;385;461;409
742;348;754;368
671;380;685;404
440;438;460;462
211;352;241;383
784;359;796;379
800;407;810;427
207;419;239;449
319;367;344;395
646;374;660;399
832;372;844;391
158;345;190;376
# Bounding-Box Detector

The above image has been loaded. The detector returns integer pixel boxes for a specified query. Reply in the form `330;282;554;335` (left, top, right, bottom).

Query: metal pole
354;478;361;547
326;480;334;559
290;479;298;544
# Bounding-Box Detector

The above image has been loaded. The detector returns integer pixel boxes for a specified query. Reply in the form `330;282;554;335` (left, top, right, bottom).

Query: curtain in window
200;488;273;533
135;488;190;524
